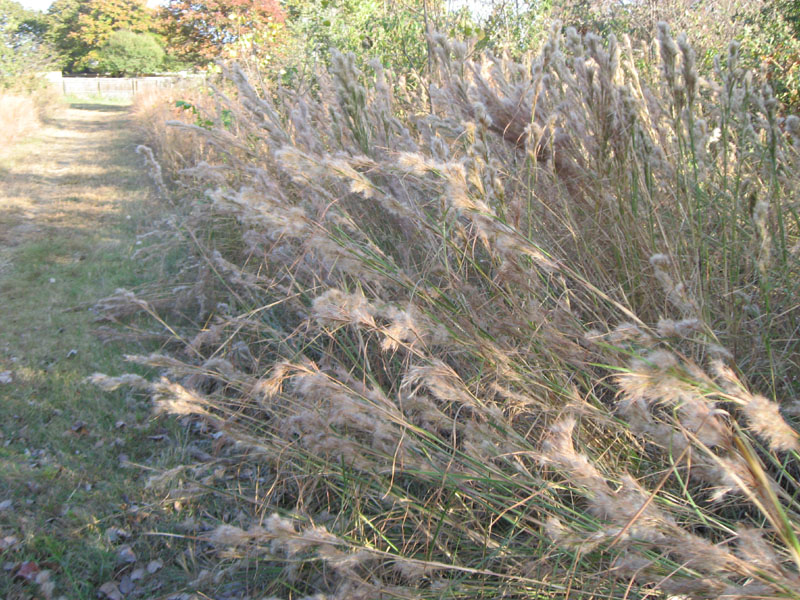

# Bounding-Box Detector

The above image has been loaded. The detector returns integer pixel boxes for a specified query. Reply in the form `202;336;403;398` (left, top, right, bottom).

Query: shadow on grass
68;103;131;112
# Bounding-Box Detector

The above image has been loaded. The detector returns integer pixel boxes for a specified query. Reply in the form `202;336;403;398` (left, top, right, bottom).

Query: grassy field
0;102;201;600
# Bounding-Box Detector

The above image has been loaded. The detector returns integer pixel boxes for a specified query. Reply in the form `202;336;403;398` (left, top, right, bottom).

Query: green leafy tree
96;29;164;75
471;0;552;55
283;0;451;76
0;0;52;86
47;0;153;72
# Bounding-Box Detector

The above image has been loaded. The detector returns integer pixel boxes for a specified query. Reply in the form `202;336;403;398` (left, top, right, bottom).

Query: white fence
47;73;204;99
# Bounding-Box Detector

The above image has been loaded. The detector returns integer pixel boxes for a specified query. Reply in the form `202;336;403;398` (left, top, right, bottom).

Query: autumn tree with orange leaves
158;0;285;65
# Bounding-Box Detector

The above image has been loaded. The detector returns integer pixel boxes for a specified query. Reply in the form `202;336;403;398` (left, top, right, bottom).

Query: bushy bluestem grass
104;22;800;599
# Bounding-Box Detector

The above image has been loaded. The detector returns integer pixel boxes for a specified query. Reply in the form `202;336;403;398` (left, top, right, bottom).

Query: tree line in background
0;0;799;109
0;0;288;80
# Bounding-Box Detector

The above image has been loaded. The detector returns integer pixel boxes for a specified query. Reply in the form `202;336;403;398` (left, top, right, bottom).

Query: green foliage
0;0;53;88
175;99;232;129
282;0;439;74
95;29;164;75
747;0;800;110
47;0;153;73
472;0;552;55
783;0;800;35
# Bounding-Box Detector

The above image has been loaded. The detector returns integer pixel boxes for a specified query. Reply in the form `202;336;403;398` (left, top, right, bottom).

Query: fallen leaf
35;570;54;600
0;535;19;551
39;579;55;599
146;559;162;574
98;581;123;600
189;569;210;587
0;371;12;384
70;421;88;435
118;574;135;595
41;581;55;599
114;421;126;430
116;545;136;564
129;568;145;581
0;499;12;511
104;527;130;543
15;560;40;581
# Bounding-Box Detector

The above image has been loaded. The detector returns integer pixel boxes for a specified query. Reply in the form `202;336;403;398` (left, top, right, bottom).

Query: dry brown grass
108;22;800;600
0;105;145;248
0;93;43;148
0;84;61;148
131;84;221;177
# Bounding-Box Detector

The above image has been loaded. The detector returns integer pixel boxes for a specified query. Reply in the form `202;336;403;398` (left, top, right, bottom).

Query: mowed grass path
0;103;196;599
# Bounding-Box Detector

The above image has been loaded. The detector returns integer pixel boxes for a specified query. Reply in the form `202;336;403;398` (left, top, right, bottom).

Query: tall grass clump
131;83;220;175
107;22;800;599
0;92;41;146
0;86;60;147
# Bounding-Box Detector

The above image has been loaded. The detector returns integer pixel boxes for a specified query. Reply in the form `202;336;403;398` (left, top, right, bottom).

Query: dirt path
0;104;192;599
0;104;148;249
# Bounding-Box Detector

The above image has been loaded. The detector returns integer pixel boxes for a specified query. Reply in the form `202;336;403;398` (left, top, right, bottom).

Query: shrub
113;21;800;600
96;29;165;76
747;0;800;109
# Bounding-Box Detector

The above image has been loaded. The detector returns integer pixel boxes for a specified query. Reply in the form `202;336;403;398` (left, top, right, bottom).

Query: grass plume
103;21;800;599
